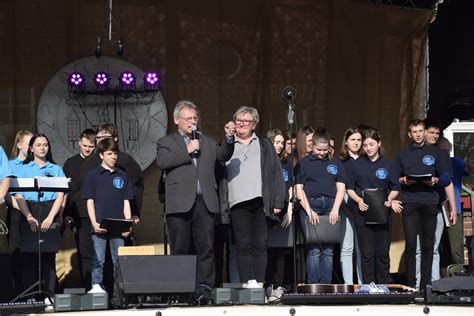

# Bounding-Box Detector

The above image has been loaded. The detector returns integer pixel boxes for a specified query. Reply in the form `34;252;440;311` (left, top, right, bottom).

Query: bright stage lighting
68;72;85;90
94;72;109;88
119;71;136;88
144;72;159;90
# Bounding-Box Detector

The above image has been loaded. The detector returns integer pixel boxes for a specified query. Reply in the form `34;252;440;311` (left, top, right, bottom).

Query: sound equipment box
114;255;197;307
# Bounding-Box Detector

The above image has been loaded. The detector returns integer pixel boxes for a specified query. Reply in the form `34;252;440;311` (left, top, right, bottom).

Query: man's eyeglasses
235;119;255;126
179;116;199;122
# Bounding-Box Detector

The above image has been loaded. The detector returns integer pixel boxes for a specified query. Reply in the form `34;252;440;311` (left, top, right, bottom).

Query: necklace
239;143;251;161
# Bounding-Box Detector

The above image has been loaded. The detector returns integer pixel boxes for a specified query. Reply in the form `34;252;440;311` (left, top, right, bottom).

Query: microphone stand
285;96;301;293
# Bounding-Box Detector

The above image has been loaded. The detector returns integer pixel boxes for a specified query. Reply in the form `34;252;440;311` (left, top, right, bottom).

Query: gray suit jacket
156;132;234;214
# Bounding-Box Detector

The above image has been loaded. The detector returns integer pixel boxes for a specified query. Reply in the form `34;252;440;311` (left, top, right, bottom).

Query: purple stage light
68;72;84;86
144;72;159;90
145;72;159;85
119;71;136;86
94;72;109;87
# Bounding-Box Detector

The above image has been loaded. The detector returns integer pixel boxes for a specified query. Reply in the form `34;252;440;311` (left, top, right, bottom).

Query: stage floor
37;304;474;316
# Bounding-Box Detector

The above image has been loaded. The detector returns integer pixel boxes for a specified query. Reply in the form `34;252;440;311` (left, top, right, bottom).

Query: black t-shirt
63;154;86;217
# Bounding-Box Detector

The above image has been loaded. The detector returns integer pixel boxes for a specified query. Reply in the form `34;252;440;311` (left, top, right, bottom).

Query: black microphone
191;125;199;155
282;86;297;102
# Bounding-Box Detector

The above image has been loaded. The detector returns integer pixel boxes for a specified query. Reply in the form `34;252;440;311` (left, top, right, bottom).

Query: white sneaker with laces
88;284;106;294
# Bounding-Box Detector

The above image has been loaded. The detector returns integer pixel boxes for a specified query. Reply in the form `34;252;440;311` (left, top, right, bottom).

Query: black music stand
9;176;69;303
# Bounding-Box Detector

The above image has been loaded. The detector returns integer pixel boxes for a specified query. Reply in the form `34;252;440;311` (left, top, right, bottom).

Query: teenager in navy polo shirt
346;128;402;284
395;119;452;291
339;127;363;285
295;130;346;284
14;134;65;295
82;138;133;294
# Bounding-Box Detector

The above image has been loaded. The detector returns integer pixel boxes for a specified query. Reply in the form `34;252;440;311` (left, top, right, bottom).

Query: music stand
9;177;69;303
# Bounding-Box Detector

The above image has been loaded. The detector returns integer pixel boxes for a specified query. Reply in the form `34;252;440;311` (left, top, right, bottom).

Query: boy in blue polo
82;138;133;294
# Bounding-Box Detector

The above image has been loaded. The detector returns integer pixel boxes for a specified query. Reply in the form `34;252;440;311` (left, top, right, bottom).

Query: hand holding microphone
187;125;200;154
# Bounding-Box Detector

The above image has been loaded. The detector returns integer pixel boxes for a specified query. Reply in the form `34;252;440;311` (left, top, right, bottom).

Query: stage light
95;37;103;58
67;72;85;91
144;72;159;90
94;72;109;88
119;71;136;88
117;39;124;57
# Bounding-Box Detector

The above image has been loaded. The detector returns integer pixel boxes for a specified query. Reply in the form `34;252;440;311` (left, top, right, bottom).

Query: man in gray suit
156;100;235;295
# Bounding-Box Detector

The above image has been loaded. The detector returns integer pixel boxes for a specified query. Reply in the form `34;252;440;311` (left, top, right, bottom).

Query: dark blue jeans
300;196;335;284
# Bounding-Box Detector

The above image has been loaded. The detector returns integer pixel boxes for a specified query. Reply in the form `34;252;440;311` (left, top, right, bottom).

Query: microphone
191;125;199;155
282;86;297;102
288;107;295;125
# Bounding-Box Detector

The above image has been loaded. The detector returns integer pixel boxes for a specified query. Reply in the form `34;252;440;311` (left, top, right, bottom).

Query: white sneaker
44;297;54;311
243;279;263;289
88;284;106;294
268;286;286;302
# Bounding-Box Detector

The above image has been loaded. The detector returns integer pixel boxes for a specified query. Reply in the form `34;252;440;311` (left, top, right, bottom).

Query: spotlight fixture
144;72;159;90
117;39;124;56
95;37;103;58
119;71;136;89
94;72;109;88
67;72;85;90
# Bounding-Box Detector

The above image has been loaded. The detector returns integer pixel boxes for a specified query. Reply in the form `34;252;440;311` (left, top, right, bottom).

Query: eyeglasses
179;116;199;122
235;119;255;126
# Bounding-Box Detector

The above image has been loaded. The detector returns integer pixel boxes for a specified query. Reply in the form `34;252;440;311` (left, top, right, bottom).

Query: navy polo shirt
295;154;346;199
82;166;134;223
347;155;400;197
341;157;357;209
395;143;449;204
281;154;294;202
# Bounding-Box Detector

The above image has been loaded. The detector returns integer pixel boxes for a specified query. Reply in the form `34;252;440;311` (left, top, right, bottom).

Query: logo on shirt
42;171;54;177
282;169;289;182
375;168;388;180
113;177;125;189
422;155;435;166
327;164;338;175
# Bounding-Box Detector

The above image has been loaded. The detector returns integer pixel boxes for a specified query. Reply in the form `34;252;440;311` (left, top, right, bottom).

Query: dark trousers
353;209;392;284
266;248;287;287
230;197;268;283
74;217;93;291
402;203;438;290
6;206;23;294
22;252;57;294
166;196;216;288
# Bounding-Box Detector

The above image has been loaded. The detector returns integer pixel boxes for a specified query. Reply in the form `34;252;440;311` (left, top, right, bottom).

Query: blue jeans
300;196;335;284
415;211;444;288
91;234;124;285
340;212;363;284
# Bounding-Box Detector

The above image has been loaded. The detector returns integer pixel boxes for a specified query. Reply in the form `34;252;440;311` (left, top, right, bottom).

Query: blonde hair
10;130;33;159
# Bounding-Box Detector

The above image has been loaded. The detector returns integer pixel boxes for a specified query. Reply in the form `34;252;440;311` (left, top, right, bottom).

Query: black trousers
230;198;268;283
166;196;216;288
353;208;392;284
6;206;23;294
74;216;93;291
402;203;438;290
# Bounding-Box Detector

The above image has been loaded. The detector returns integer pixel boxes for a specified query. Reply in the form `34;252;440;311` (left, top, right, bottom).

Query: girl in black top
346;128;402;284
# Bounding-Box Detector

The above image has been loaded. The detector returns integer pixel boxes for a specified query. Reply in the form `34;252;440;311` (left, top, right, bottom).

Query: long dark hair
339;127;363;161
23;134;56;165
295;126;315;164
266;128;286;160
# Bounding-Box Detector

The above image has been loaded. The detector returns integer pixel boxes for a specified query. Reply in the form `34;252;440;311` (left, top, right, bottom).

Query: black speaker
116;255;196;294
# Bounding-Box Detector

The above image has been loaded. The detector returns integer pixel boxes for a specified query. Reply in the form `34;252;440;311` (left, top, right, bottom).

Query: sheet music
9;178;35;190
36;177;70;190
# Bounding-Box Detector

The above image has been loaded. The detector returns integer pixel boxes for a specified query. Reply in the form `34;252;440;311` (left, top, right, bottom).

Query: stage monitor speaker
116;255;196;294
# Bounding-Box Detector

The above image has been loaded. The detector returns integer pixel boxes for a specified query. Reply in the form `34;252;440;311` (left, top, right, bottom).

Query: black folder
406;174;432;182
301;214;341;244
362;188;389;224
20;222;61;253
100;218;133;237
